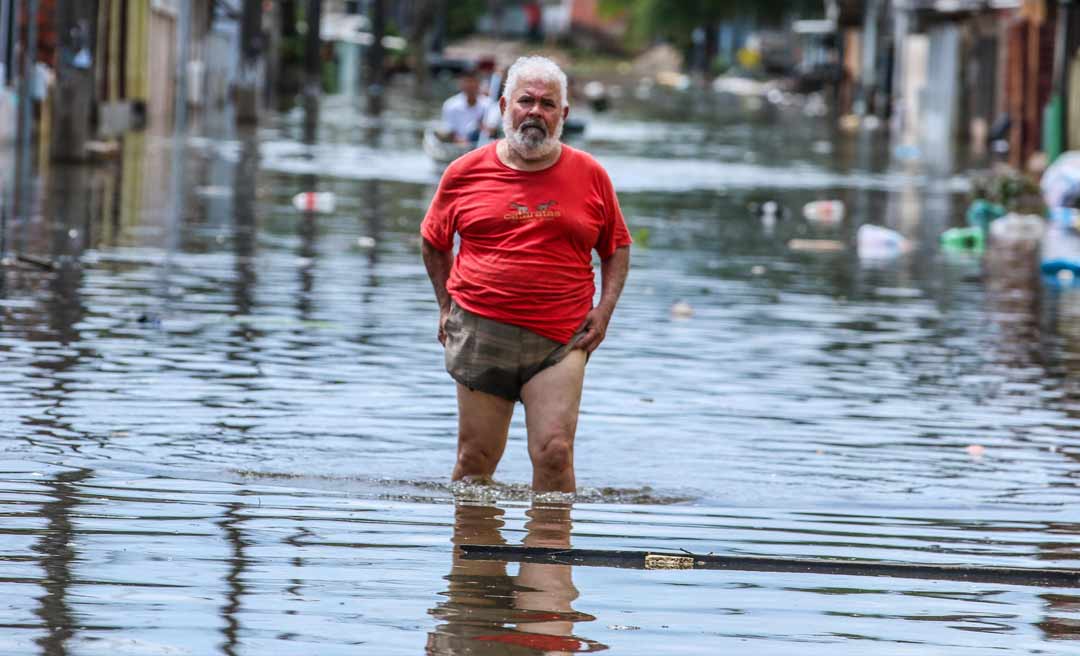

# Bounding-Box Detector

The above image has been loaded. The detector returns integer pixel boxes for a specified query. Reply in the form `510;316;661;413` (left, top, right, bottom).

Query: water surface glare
3;90;1080;654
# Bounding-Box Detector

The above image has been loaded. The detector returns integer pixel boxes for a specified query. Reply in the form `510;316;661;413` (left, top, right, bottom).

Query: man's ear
562;106;569;121
499;96;507;113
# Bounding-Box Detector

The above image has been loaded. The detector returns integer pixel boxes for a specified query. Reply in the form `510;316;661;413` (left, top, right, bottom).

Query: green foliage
446;0;488;39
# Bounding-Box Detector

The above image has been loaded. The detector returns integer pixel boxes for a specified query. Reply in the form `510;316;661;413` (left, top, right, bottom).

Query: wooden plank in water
459;545;1080;588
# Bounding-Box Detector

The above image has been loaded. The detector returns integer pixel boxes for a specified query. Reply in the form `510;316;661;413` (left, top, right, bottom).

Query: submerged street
3;83;1080;654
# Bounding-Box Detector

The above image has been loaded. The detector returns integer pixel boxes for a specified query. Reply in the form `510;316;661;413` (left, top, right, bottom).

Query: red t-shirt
421;142;632;344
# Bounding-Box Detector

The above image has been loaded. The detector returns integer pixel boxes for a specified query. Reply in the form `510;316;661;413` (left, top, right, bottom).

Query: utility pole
303;0;322;97
51;0;97;161
13;0;39;256
236;0;263;124
0;0;12;86
366;0;385;113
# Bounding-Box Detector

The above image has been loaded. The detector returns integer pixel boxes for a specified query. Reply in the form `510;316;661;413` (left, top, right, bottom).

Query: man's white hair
502;56;568;108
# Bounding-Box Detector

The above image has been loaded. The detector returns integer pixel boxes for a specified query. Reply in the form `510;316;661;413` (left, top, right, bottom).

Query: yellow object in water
737;48;761;70
645;554;695;569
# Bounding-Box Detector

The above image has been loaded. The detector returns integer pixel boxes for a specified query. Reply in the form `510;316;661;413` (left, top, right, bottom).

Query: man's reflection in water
427;502;606;654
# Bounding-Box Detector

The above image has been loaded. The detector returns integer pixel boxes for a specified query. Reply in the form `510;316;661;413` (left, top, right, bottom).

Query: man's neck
497;139;563;172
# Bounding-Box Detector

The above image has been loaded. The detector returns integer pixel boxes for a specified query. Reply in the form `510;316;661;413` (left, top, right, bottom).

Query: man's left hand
574;307;612;353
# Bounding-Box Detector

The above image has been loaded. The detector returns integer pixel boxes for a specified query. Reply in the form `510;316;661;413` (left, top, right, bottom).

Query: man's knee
457;439;501;473
530;435;573;474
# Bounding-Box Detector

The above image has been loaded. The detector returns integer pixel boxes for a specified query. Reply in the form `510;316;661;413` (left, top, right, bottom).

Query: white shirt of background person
442;92;491;142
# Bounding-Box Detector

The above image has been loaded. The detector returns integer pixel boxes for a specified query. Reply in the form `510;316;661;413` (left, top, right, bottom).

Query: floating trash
940;226;985;253
292;191;336;213
965;199;1006;233
645;554;694;570
788;238;845;253
1040;224;1080;280
1041;150;1080;209
857;224;911;260
1049;206;1080;231
670;300;693;319
802;200;845;225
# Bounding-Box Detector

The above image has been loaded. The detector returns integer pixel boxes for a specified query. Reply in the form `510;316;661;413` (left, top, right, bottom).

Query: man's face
500;78;568;160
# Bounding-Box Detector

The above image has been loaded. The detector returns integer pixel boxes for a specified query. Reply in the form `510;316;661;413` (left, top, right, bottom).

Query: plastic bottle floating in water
965;199;1006;232
940;226;985;253
857;224;911;259
1049;206;1080;231
802;200;846;225
292;191;336;213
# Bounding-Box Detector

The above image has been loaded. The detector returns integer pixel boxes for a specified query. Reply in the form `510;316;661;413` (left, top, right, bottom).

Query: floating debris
292;191;336;213
857;224;911;259
941;226;985;253
645;554;694;570
670;300;694;319
802;200;846;225
788;239;845;253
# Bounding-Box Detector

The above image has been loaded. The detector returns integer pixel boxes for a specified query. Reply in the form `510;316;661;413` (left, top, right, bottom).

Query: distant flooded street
5;85;1080;654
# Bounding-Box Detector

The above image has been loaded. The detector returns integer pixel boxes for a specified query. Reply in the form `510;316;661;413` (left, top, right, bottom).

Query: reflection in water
233;129;260;322
1038;593;1080;639
42;165;89;347
219;500;250;656
428;502;605;654
34;468;92;656
298;96;319;322
985;233;1042;371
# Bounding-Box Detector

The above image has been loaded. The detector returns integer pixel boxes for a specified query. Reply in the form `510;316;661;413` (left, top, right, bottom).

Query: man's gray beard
504;114;563;161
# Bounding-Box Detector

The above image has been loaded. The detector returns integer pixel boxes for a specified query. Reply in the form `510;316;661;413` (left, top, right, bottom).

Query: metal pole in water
0;0;12;86
162;0;192;298
14;0;39;256
461;545;1080;589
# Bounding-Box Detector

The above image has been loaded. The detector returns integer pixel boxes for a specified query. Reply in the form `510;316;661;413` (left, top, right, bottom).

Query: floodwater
3;83;1080;655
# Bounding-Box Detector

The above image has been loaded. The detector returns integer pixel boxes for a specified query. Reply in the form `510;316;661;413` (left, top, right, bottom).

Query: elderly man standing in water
421;56;632;493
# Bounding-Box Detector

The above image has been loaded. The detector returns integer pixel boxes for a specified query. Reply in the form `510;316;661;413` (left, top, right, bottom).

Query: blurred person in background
439;68;492;145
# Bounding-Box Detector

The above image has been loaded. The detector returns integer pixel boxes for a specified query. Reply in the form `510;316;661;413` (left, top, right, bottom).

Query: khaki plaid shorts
443;300;581;401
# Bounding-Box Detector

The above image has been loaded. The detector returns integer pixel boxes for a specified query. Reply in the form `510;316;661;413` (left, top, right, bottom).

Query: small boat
423;123;475;166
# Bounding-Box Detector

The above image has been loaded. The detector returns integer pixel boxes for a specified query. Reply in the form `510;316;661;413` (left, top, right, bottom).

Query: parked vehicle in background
792;19;841;93
745;30;798;76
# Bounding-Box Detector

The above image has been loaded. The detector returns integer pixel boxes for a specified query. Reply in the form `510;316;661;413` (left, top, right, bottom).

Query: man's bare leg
453;383;515;482
521;350;587;492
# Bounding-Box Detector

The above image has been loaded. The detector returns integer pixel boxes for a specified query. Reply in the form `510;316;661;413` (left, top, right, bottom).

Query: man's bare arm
422;238;454;344
575;245;630;353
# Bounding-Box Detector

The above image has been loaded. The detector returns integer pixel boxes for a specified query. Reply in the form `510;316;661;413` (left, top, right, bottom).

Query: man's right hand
421;238;454;347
